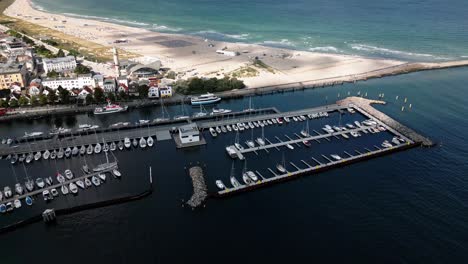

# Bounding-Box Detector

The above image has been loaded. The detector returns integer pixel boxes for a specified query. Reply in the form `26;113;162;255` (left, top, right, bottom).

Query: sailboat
94;143;102;154
154;97;170;122
118;141;124;150
300;120;310;137
69;182;78;194
174;99;189;120
65;147;72;158
57;148;64;159
43;150;50;160
50;150;57;159
229;162;241;188
255;126;266;146
34;151;41;161
92;143;117;172
86;145;93;155
192;104;208;118
245;128;255;148
124;138;131;149
276;154;287;173
110;142;117;151
243;96;255;112
61;184;69;195
234;131;244;151
132;138;138;147
72;146;79;156
147;136;154;147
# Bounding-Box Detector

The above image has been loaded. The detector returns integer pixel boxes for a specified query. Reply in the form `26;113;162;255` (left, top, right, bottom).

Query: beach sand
4;0;406;88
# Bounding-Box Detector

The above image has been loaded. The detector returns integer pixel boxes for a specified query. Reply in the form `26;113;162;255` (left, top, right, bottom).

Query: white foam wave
151;24;182;32
309;46;340;53
262;39;296;47
63;13;150;27
350;44;435;58
194;30;250;40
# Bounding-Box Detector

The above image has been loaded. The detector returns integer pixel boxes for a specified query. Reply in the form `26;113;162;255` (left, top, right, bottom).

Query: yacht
25;179;34;192
35;178;45;188
49;127;71;135
64;169;73;180
303;140;311;147
15;183;24;195
246;171;258;182
42;190;50;201
57;148;64;159
286;144;294;150
76;180;85;189
34;152;41;161
139;137;147;148
86;145;93;155
124;138;131;149
147;137;154;147
191;93;221;105
215;180;225;190
94;102;128;115
98;173;106;182
56;172;65;183
72;146;79;156
112;169;122;178
211;108;232;115
50;188;58;197
14;199;21;208
69;182;78;194
61;185;69;195
234;143;244;151
3;186;12;198
245;140;255;148
65;147;72;158
331;154;342;161
209;127;217;137
132;138;138;147
23;131;44;139
94;143;102;154
242;173;253;185
85;178;92;188
255;138;266;146
230;176;240;188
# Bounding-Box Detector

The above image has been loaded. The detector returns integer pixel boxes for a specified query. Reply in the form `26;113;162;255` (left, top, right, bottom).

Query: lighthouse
113;47;120;77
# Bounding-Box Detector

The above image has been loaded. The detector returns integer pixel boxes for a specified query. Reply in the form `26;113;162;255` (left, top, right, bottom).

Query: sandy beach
4;0;408;88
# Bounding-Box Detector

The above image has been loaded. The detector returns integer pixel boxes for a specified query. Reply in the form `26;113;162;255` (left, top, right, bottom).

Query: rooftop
42;56;76;64
0;63;24;74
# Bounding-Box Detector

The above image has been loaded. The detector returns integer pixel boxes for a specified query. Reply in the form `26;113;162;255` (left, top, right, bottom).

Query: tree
0;99;8;108
118;90;128;101
93;87;105;103
166;71;176;79
137;85;149;99
85;94;94;105
9;99;18;107
107;92;116;102
47;90;58;104
18;96;29;106
47;70;59;78
56;49;65;57
39;94;48;106
30;95;39;106
58;88;70;104
74;64;91;74
22;36;34;45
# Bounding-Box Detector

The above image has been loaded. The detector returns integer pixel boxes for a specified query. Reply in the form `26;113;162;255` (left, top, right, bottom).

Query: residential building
159;86;172;98
42;74;95;90
103;77;116;93
0;63;28;89
148;86;158;98
178;123;200;144
42;56;77;74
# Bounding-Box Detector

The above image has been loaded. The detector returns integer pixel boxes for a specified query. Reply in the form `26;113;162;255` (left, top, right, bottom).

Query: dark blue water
1;67;468;262
31;0;468;61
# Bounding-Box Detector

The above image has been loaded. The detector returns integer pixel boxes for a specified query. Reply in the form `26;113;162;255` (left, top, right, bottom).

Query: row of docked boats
321;119;388;138
0;168;122;214
5;136;155;165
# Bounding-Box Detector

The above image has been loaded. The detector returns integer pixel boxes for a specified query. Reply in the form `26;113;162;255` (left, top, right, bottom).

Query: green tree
93;87;105;103
204;78;218;93
0;99;9;108
74;64;91;74
68;49;80;57
188;77;204;94
39;94;48;106
47;90;58;104
47;70;59;78
58;87;70;104
85;94;94;105
56;49;65;57
137;85;149;99
18;96;29;106
9;99;18;107
30;95;39;106
118;90;128;101
166;71;176;79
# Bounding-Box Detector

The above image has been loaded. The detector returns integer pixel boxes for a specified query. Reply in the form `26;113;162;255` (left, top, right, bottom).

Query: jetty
186;166;207;208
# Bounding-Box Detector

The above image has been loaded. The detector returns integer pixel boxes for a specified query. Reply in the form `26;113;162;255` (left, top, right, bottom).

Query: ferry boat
94;101;128;115
190;93;221;105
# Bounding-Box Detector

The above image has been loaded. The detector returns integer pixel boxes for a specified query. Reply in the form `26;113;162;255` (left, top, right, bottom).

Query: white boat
61;185;69;195
382;141;393;148
50;188;58;197
147;137;154;147
15;183;24;195
45;177;53;186
56;172;65;183
292;117;298;122
215;180;225;190
43;190;51;201
232;124;238;131
65;147;72;158
234;143;244;151
103;143;109;152
137;119;150;125
76;180;85;189
132;138;138;147
190;93;221;105
69;182;78;194
98;173;106;181
118;141;124;150
346;124;355;129
112;169;122;178
242;173;253;185
221;126;227;133
215;126;222;134
209;127;217;137
43;150;50;160
139;137;147;148
124;138;131;149
26;153;33;163
35;178;45;188
49;127;71;135
350;131;359;138
19;154;26;163
277;164;286;173
284;117;290;123
72;146;79;156
354;121;362;127
286;144;294;150
10;154;18;164
255;138;266;146
267;120;273;125
342;133;349;139
94;143;102;154
225;146;237;158
230;176;240;188
25;179;34;192
226;125;232;132
248;122;255;129
0;191;2;201
246;171;258;182
3;187;12;198
300;130;309;137
64;169;73;180
110;142;117;151
94;101;128;115
85;178;92;187
14;199;21;208
86;145;93;155
246;140;255;148
57;148;64;159
34;152;41;161
23;131;43;138
331;154;342;161
6;138;12;145
211;108;232;115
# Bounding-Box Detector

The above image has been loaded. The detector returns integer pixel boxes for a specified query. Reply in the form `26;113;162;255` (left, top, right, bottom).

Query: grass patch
253;59;275;73
230;66;259;78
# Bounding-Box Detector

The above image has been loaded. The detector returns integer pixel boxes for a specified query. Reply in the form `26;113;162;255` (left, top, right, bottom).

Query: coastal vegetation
253;58;275;73
230;66;259;78
173;77;246;95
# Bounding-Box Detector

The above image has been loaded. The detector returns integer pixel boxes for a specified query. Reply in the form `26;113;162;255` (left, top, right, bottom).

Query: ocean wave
262;39;296;48
151;24;182;32
349;44;436;58
309;46;340;53
63;12;150;27
193;30;250;40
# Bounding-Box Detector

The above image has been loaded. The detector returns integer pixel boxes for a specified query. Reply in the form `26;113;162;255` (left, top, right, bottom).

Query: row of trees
173;77;245;95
